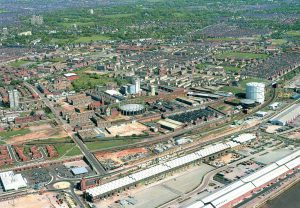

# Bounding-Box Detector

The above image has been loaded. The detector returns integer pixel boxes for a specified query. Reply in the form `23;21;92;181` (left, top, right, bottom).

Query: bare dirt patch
0;192;68;208
95;147;148;164
7;124;67;144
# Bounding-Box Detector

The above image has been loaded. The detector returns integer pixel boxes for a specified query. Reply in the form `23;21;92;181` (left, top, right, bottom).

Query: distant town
0;0;300;208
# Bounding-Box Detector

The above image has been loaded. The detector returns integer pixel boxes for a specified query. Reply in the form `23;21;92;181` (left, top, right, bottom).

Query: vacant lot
0;192;66;208
6;124;67;144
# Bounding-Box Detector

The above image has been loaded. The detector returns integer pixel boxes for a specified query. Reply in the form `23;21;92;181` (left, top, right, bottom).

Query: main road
24;82;107;175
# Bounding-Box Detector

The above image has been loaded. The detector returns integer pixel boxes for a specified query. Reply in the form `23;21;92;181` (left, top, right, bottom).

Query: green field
86;139;135;151
271;39;287;45
286;30;300;37
216;52;268;59
0;129;31;140
71;67;127;91
206;37;239;41
54;143;81;157
220;77;267;95
10;60;31;68
103;13;134;19
74;35;111;43
223;66;240;72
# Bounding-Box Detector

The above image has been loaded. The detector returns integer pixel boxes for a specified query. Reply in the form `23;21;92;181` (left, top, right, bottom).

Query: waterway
263;181;300;208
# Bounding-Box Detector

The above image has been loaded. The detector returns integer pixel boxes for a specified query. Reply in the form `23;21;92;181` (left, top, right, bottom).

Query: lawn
54;143;81;157
25;137;73;145
58;21;96;28
206;37;239;41
10;60;31;68
271;39;287;45
223;66;240;72
0;129;31;140
74;35;111;43
103;13;134;18
220;77;267;95
71;67;127;91
196;63;208;70
286;30;300;37
85;139;135;151
216;52;268;59
64;146;82;157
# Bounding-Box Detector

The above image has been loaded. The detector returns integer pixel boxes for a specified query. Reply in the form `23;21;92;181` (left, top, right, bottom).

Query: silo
246;82;265;103
128;84;136;94
150;85;156;96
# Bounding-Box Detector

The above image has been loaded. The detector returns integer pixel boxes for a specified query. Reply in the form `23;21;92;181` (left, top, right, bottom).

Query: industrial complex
0;1;300;207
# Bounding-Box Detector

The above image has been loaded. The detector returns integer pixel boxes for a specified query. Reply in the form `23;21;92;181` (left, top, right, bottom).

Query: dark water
264;182;300;208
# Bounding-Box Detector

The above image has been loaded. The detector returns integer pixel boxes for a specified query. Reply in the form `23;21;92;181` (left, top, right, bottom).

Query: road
24;82;107;175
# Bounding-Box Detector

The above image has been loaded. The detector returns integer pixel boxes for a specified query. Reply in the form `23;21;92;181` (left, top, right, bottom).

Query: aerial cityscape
0;0;300;208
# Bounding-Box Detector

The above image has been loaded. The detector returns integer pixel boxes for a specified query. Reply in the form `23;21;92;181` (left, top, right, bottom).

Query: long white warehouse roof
86;141;232;197
276;149;300;166
201;180;244;204
285;156;300;169
232;133;256;143
269;104;300;125
185;200;205;208
241;163;279;183
211;183;256;208
251;166;289;188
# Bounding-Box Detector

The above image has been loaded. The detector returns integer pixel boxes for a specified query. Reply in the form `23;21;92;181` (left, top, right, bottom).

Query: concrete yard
102;163;214;208
253;149;293;164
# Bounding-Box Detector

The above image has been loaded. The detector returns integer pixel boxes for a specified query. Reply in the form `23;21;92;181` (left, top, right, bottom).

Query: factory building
269;103;300;126
246;82;265;103
84;134;255;201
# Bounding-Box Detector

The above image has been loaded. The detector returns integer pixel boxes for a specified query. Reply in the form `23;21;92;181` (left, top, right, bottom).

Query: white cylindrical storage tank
246;82;265;103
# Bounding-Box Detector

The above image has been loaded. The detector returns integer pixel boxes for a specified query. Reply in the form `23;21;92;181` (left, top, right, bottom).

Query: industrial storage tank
119;103;145;115
246;82;265;103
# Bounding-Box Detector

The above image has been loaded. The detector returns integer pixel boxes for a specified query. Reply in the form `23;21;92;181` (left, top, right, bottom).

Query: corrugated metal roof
252;166;289;188
285;156;300;169
211;183;255;208
276;149;300;166
201;180;244;204
71;167;88;175
241;163;279;183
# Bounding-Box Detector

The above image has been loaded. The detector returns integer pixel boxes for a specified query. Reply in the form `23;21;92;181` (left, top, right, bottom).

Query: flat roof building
269;103;300;126
0;171;27;191
71;167;88;175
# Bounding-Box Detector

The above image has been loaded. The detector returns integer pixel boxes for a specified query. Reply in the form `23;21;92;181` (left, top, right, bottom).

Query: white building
246;82;265;103
0;171;27;191
269;103;300;126
8;89;19;110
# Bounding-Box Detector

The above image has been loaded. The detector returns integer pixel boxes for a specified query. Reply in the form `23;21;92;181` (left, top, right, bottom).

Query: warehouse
211;183;255;208
201;180;244;204
71;167;89;176
0;171;27;191
185;148;300;208
157;118;184;131
168;108;216;124
269;103;300;126
232;133;256;144
85;139;240;201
